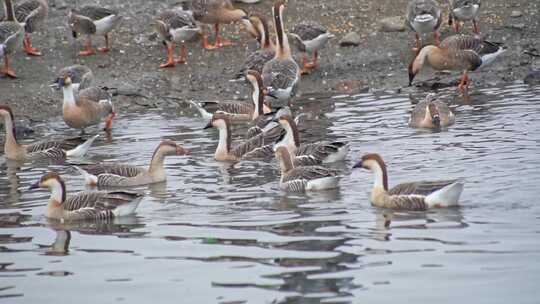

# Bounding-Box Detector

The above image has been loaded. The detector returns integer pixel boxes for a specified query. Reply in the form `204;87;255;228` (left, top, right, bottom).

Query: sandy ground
0;0;539;126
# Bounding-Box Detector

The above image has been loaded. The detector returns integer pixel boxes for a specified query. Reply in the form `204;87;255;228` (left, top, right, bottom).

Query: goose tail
425;181;464;208
112;193;143;217
65;135;99;158
74;166;99;186
188;100;213;121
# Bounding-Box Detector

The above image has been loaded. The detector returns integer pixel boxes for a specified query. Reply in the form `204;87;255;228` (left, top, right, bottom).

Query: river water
1;83;540;303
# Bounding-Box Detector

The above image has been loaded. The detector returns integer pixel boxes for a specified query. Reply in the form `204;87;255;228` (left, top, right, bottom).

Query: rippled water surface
2;84;540;303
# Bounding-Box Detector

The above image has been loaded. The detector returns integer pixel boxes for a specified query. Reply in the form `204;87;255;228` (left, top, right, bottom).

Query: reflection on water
1;84;540;303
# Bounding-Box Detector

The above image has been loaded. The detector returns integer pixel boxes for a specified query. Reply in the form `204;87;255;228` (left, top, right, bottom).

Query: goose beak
29;181;40;190
177;146;190;155
432;115;441;128
408;70;416;86
352;161;363;169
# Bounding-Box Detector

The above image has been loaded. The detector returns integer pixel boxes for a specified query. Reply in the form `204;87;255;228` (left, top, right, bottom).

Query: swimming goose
449;0;481;34
0;0;24;78
75;140;190;187
289;21;334;74
190;0;247;50
55;74;116;133
234;13;275;80
68;5;122;56
409;93;455;129
261;1;300;103
204;112;282;161
406;0;442;51
275;146;340;192
0;105;98;161
13;0;48;56
29;172;143;222
51;65;93;94
408;34;505;97
191;70;272;121
353;153;464;210
274;115;349;165
154;7;201;68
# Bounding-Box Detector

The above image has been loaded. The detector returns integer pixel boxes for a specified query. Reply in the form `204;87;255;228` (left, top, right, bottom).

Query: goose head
155;140;190;157
353;153;389;191
54;73;73;89
203;112;230;131
29;172;67;203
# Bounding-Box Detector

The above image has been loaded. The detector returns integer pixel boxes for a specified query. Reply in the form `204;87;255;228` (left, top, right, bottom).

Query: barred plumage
14;0;48;33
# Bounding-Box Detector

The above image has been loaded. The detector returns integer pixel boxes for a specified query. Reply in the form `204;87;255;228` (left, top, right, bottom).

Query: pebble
339;32;361;47
379;16;406;32
511;11;523;18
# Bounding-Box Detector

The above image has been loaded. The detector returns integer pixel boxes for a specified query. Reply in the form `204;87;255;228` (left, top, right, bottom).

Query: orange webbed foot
1;68;17;78
98;47;110;53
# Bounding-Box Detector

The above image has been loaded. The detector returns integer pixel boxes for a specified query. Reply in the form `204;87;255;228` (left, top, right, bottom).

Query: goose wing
26;136;86;152
80;164;145;178
64;190;142;220
235;49;275;79
0;22;24;45
291;22;327;41
262;59;300;93
296;141;347;161
14;0;46;33
283;166;339;183
385;195;428;211
388;179;458;196
78;6;118;20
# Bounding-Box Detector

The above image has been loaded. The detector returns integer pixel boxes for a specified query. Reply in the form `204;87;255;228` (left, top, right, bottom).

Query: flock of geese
1;0;506;222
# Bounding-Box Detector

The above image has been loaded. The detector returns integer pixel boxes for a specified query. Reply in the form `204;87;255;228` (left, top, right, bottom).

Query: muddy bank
0;0;539;126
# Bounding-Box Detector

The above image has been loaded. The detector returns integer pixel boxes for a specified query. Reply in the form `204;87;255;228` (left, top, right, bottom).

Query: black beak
352;161;363;169
29;181;40;190
266;89;277;99
72;31;78;39
203;121;213;129
408;70;416;87
432;115;441;128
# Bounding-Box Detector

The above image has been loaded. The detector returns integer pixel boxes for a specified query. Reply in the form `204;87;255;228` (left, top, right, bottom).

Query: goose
409;93;455;129
29;172;143;222
189;0;247;50
50;64;93;94
275;146;340;192
408;34;505;98
449;0;481;34
274;115;349;165
68;5;122;56
55;74;116;133
353;153;464;210
154;7;201;68
75;140;190;187
0;0;24;78
203;112;282;161
13;0;48;56
261;1;300;103
289;21;334;74
233;13;275;80
190;70;272;121
0;105;98;161
406;0;442;51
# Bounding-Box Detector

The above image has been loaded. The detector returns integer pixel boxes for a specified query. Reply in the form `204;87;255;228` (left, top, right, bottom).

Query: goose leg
23;33;42;56
160;43;176;68
454;21;460;33
202;32;217;50
214;23;233;48
175;44;187;64
104;112;116;131
79;36;95;56
473;20;480;34
458;71;470;100
1;55;17;78
434;31;441;46
301;51;318;75
98;34;111;52
412;33;421;52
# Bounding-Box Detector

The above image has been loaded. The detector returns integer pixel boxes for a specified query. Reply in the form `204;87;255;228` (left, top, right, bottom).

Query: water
1;83;540;303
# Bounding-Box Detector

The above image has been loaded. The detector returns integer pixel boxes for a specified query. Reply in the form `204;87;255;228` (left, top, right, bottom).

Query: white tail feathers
188;100;213;121
112;196;142;217
425;181;464;208
323;144;350;163
74;166;98;186
65;135;99;158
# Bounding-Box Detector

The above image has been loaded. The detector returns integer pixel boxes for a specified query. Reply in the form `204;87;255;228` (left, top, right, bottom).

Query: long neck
149;147;167;173
371;162;389;191
62;84;76;107
4;0;16;22
250;80;264;117
259;18;272;50
281;118;300;149
49;180;66;205
278;150;294;173
2;113;20;153
274;7;291;59
215;121;232;156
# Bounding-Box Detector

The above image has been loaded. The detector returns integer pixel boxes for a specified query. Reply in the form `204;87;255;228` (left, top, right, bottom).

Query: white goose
353;153;464;210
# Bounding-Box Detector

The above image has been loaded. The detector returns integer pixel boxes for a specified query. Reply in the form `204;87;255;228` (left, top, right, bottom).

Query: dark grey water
1;83;540;303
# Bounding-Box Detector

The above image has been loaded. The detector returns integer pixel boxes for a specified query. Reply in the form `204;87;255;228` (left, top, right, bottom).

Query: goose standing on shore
289;21;334;74
406;0;442;51
408;34;505;98
13;0;48;56
449;0;481;34
262;1;300;103
0;0;24;78
353;153;464;210
154;7;201;68
190;0;247;50
409;93;455;129
55;74;116;133
29;172;143;221
68;5;122;56
0;105;98;161
75;140;190;187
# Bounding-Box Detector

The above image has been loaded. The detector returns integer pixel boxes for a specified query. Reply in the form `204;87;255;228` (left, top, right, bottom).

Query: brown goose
29;172;143;222
68;5;122;56
408;34;505;97
189;0;247;50
75;140;190;187
353;153;464;210
13;0;48;56
409;93;455;129
1;105;98;161
55;74;116;133
0;0;24;78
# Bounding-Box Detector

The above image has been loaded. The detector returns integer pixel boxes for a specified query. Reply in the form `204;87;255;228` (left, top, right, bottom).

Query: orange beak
177;146;190;155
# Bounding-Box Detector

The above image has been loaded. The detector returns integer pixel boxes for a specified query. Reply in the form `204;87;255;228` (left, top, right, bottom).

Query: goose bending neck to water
353;153;464;210
409;93;455;129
